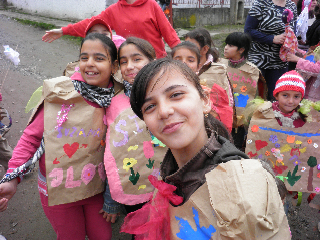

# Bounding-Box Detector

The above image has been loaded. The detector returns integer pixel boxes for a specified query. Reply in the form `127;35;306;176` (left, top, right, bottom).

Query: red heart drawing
272;165;288;175
63;142;80;158
255;140;268;151
53;158;60;164
247;151;258;158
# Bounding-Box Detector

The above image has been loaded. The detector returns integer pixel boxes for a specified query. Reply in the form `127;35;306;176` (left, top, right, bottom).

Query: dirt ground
0;11;320;240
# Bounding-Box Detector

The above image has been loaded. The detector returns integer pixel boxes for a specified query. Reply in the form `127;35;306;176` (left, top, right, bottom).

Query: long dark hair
185;28;219;62
130;58;231;140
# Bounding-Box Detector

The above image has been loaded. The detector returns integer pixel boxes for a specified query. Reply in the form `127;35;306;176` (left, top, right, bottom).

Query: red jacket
62;0;180;58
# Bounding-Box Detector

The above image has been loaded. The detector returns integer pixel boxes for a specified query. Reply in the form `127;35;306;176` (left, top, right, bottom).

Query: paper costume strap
0;137;45;184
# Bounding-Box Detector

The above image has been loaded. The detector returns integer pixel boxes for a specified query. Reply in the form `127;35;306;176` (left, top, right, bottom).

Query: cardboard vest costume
168;159;290;240
31;76;107;206
104;91;167;205
198;62;234;131
199;62;233;107
245;102;320;193
219;58;267;127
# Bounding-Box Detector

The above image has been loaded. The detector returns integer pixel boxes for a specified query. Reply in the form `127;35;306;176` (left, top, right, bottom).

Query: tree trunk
307;167;314;192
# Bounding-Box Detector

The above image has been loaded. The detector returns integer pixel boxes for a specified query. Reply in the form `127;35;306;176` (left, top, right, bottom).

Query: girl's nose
127;60;134;69
157;101;174;119
87;57;94;66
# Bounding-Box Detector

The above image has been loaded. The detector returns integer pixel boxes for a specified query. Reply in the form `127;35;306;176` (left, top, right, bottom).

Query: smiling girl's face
79;39;117;88
119;44;151;84
141;68;211;161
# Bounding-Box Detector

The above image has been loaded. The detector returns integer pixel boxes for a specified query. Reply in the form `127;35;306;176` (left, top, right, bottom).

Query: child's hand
273;33;286;45
99;208;120;223
286;53;300;63
0;178;18;212
42;29;63;43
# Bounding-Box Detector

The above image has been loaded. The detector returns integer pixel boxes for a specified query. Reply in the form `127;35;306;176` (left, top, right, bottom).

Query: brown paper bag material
207;159;291;240
246;102;320;193
43;77;106;206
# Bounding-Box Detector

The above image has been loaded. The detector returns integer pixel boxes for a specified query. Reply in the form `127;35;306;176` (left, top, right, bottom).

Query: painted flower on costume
251;125;259;132
269;135;278;143
293;159;301;166
123;158;138;172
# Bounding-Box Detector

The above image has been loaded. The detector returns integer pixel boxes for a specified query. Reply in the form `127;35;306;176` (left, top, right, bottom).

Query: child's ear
202;93;212;114
200;45;210;56
239;47;245;55
274;93;279;101
112;60;119;74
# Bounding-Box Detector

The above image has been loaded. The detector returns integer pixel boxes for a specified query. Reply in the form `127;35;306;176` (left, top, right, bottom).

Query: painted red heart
272;165;288;175
53;158;60;164
63;142;79;158
255;140;268;151
247;151;258;158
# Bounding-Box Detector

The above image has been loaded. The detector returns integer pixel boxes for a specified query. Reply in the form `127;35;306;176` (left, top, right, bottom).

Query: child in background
171;41;200;73
42;0;180;58
121;58;290;239
287;48;320;102
100;38;167;231
272;70;306;128
184;28;234;130
171;41;233;131
220;32;267;150
0;33;122;239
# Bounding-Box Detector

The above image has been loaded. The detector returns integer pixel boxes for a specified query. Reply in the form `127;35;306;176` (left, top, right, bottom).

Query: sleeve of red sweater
7;105;44;172
62;9;111;38
153;2;180;49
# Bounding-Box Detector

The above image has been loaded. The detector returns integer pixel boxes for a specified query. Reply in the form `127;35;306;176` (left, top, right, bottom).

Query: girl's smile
79;39;117;88
142;69;211;164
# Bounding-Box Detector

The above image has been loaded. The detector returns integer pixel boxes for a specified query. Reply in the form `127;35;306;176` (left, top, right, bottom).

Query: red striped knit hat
273;70;305;98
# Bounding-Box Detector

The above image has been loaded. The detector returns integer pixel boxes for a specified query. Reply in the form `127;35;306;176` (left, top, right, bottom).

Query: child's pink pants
40;192;112;240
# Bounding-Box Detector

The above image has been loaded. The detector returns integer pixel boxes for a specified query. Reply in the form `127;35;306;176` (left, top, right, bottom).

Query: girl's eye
80;56;88;61
134;58;141;62
120;60;127;65
143;104;155;113
96;57;104;61
171;92;184;98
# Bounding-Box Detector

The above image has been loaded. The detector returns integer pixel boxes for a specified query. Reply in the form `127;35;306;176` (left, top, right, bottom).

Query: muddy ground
0;11;319;240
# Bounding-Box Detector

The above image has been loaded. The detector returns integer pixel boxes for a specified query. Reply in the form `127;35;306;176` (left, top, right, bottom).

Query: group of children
0;2;319;239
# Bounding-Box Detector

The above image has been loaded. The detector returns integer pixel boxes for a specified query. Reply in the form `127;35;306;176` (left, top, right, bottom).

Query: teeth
87;72;97;75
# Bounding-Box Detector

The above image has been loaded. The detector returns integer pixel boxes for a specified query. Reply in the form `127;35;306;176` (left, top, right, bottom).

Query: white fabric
296;0;311;42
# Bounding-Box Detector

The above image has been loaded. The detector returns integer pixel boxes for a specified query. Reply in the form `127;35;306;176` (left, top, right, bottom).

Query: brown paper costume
199;62;233;107
168;159;290;239
104;91;167;205
219;58;267;127
246;102;320;193
37;77;107;206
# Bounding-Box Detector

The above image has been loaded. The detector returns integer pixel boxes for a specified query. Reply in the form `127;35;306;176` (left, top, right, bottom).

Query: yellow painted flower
123;158;138;172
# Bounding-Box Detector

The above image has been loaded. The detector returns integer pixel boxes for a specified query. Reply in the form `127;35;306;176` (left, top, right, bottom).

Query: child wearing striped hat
272;70;307;128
